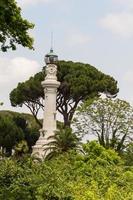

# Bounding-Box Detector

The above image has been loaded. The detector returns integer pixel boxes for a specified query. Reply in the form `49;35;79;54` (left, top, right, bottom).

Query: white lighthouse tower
32;48;60;158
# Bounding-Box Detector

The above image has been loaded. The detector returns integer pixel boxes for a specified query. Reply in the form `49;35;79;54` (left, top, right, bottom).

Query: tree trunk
33;114;42;128
116;133;127;153
63;113;71;127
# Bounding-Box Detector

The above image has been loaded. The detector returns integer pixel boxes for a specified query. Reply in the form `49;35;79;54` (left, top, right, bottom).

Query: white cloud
65;31;91;47
0;57;41;112
112;0;133;10
17;0;56;7
0;57;40;96
100;12;133;38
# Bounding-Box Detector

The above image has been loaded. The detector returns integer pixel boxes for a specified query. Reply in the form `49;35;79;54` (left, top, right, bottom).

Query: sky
0;0;133;117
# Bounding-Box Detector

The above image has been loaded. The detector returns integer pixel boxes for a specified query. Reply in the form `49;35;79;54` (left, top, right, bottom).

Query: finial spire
50;31;53;52
45;34;58;64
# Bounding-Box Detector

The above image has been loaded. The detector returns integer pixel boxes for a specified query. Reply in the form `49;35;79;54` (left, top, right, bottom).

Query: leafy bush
0;142;132;199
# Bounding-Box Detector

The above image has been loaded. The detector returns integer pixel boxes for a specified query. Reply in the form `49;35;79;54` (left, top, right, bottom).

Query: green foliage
0;110;40;130
83;141;122;165
14;140;29;158
0;110;39;156
10;71;44;127
0;102;3;106
0;142;133;199
44;127;82;159
10;61;118;127
0;115;24;156
0;0;34;51
74;98;133;153
123;142;133;166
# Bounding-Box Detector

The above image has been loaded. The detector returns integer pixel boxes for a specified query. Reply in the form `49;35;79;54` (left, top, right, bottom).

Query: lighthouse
32;48;60;158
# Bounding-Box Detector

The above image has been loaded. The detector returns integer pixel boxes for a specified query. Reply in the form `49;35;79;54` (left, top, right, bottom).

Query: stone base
32;136;47;159
32;129;55;159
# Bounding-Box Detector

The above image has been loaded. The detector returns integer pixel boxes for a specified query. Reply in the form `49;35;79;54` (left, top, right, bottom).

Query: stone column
32;63;60;158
